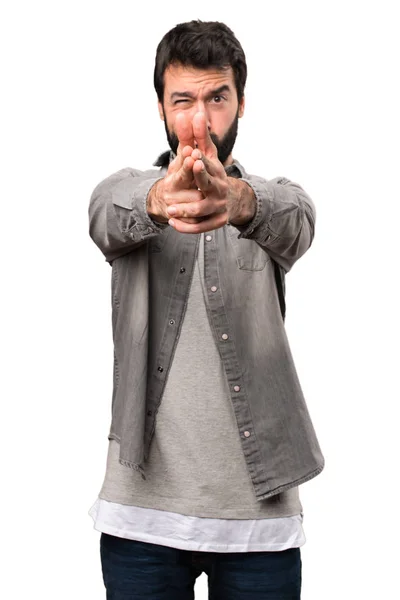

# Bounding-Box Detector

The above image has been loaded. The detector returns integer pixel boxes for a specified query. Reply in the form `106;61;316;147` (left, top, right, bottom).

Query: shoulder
91;166;163;197
232;160;289;186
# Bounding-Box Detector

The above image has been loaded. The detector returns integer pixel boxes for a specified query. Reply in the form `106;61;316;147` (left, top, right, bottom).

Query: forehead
163;64;235;96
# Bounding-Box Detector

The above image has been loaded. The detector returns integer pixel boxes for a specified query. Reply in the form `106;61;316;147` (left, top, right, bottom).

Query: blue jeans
100;533;302;599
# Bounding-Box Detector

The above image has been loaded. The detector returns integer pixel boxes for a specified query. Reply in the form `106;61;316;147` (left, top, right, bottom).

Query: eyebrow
170;84;231;101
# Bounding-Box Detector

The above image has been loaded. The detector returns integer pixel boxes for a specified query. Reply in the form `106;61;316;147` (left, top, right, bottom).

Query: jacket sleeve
88;167;167;264
234;175;316;272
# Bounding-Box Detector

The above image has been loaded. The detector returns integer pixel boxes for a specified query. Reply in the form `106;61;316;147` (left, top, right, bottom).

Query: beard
163;109;239;165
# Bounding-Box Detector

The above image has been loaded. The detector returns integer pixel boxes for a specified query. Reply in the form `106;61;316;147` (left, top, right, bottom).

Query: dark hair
154;20;247;103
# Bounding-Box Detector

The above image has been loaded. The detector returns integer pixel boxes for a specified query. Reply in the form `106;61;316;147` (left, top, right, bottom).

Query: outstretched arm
88;114;201;264
166;112;315;272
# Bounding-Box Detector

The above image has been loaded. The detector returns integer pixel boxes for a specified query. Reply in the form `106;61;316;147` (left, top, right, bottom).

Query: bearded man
89;19;324;600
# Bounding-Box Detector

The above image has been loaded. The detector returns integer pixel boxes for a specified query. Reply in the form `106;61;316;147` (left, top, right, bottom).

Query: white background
1;1;399;598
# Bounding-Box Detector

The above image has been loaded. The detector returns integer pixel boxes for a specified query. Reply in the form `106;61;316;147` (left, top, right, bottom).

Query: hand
167;113;256;233
147;113;205;225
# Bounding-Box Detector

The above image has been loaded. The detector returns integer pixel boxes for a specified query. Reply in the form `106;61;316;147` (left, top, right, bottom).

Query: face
158;64;245;165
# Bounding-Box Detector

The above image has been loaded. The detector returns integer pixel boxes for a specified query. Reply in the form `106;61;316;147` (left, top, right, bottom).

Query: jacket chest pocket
227;225;270;271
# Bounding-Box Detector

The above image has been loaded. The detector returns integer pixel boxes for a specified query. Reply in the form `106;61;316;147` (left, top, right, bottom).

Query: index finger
175;112;195;152
192;112;218;159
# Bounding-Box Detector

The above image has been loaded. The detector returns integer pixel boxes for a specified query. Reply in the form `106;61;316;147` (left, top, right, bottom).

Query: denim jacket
88;151;325;501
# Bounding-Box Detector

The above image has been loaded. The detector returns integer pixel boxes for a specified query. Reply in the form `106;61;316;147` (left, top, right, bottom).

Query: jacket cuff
131;177;169;237
111;175;168;243
233;177;273;244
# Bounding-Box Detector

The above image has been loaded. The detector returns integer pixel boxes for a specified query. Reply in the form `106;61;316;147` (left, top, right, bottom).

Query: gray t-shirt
98;234;302;519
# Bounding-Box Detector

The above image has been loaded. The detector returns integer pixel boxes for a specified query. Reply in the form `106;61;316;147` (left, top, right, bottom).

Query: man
88;19;324;600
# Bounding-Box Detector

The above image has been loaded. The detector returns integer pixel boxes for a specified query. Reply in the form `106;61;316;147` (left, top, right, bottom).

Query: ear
238;95;245;118
158;101;165;121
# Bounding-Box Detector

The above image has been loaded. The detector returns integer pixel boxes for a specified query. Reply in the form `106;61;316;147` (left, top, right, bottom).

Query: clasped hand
148;112;255;233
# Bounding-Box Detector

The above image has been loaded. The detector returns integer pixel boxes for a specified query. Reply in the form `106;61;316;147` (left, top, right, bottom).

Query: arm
230;175;316;272
165;113;316;271
88;167;167;264
89;126;205;264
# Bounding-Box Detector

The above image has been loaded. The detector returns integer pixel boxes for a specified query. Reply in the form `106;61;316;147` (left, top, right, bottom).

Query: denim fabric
100;532;302;599
88;152;325;501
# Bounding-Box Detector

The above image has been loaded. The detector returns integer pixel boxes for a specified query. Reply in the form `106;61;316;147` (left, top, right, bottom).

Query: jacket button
234;385;241;392
244;431;251;438
147;410;152;416
180;267;186;273
158;366;164;372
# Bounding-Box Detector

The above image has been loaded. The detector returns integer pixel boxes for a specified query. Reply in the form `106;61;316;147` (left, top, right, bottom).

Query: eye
174;99;189;105
211;95;226;104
